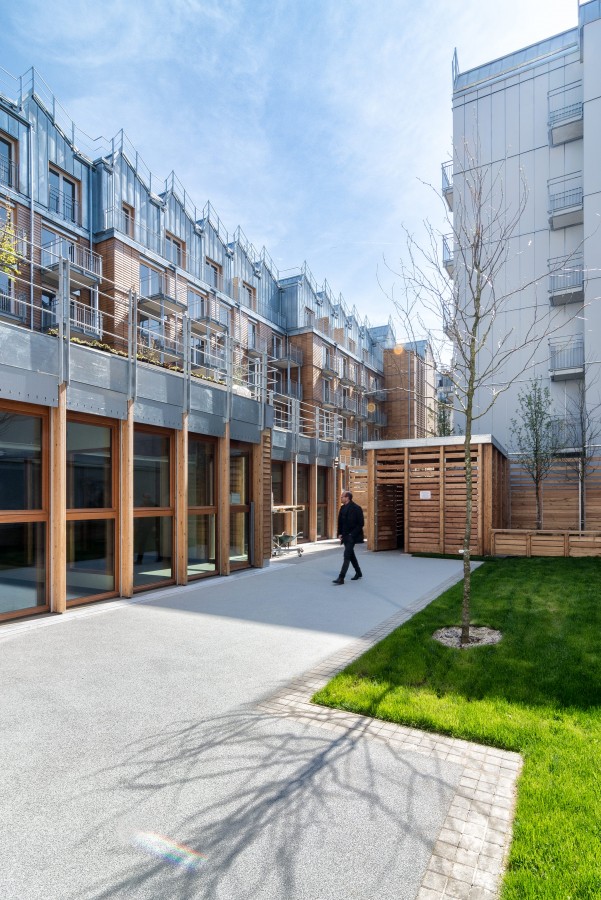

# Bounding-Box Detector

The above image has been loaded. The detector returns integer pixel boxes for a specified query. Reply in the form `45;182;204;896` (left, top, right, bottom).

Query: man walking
333;490;364;584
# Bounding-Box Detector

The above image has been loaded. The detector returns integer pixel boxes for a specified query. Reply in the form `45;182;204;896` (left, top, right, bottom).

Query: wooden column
251;435;265;568
404;447;410;553
367;449;376;551
217;423;230;575
439;446;445;554
482;443;493;556
308;461;318;542
175;413;188;584
50;384;67;613
477;443;484;555
120;400;134;598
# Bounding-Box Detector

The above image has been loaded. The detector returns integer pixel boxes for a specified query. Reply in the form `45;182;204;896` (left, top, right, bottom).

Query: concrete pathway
0;546;520;900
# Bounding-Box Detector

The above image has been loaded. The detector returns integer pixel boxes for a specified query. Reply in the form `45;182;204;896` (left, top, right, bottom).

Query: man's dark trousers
340;535;361;579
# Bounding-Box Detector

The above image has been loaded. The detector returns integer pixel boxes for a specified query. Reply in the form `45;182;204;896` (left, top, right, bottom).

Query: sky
0;0;579;333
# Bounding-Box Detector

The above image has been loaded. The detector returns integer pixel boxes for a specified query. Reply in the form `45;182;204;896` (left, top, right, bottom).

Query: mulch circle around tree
433;626;503;649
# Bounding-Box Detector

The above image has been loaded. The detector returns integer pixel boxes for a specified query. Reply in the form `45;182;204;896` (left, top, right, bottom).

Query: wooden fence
510;456;601;530
491;530;601;558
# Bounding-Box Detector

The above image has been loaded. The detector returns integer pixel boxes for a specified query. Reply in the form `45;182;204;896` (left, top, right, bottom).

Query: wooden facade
365;437;509;556
509;456;601;531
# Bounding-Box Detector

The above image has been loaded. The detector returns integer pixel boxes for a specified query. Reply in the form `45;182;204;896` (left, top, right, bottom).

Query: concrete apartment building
445;0;601;453
0;65;417;623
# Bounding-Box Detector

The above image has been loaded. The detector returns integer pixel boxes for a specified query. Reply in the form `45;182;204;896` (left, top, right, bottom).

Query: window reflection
134;432;170;507
0;412;42;510
134;517;173;586
0;522;45;613
188;441;215;507
188;514;216;576
67;421;111;509
66;519;114;601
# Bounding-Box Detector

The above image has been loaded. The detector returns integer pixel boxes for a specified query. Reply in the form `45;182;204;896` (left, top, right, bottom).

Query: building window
48;167;80;225
205;258;222;291
0;405;48;620
0;135;16;190
140;262;161;299
248;321;256;349
188;436;217;578
241;282;255;310
187;289;205;320
65;417;117;605
166;233;183;268
133;427;174;589
122;203;135;237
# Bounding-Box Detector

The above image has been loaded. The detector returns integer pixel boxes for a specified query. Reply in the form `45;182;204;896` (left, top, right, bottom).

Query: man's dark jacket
337;501;365;543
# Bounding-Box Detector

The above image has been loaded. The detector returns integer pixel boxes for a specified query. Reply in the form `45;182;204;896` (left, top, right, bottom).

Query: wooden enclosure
365;437;508;555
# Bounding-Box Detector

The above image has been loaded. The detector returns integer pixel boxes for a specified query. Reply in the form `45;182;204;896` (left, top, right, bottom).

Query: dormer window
166;233;183;267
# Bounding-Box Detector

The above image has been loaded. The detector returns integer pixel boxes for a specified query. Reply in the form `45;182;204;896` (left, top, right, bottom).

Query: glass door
230;444;250;568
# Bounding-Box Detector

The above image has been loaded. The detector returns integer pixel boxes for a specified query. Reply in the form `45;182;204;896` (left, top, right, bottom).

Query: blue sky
1;0;577;330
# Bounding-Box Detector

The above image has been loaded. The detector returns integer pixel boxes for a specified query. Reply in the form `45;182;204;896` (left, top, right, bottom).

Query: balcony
548;177;583;230
548;257;584;306
442;234;454;277
276;379;302;400
271;343;303;368
0;291;27;323
102;207;162;255
340;424;359;444
189;296;230;333
246;332;268;357
41;238;103;289
549;337;584;381
339;363;355;387
548;84;583;146
356;400;368;420
442;161;453;211
0;157;18;192
48;187;81;226
190;343;227;375
340;395;358;417
321;349;338;378
42;297;103;339
139;273;185;317
322;387;340;409
202;263;231;297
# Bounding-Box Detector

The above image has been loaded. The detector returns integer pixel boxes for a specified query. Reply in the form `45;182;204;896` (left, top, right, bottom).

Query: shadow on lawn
71;708;458;900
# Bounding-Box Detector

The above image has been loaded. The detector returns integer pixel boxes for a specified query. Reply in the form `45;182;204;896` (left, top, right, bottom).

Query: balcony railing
549;337;584;378
442;234;454;275
276;379;302;399
442;161;453;210
42;297;103;338
549;185;583;213
48;187;81;226
42;238;102;280
0;290;27;321
549;257;584;304
188;296;230;330
271;343;303;366
0;157;18;191
549;102;583;126
103;207;162;255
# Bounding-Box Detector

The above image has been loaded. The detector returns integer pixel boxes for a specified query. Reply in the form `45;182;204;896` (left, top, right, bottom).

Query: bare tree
562;379;601;531
510;378;563;530
386;147;582;646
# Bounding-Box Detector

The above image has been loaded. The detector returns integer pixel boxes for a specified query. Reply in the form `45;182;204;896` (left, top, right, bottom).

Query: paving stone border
256;578;523;900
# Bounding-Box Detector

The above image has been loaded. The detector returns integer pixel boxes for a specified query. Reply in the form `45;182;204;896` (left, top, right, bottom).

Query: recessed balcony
548;178;583;230
246;333;268;357
271;343;303;369
442;234;454;277
549;257;584;306
189;297;230;333
41;239;103;289
139;273;185;317
549;337;584;381
321;350;339;379
548;83;583;146
442;161;453;211
0;291;27;323
42;297;103;339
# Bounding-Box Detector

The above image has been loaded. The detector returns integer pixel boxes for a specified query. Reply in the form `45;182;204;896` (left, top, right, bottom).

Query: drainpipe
28;120;35;328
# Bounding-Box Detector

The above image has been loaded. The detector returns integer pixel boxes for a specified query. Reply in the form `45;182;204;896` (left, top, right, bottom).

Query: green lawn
313;557;601;899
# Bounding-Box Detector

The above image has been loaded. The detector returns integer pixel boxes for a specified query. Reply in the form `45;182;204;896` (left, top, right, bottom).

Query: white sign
419;490;432;500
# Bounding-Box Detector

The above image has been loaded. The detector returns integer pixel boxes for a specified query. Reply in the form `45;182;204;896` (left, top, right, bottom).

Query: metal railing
271;343;303;366
549;101;583;126
48;187;81;226
42;238;102;279
188;295;230;329
0;290;27;320
549;258;584;295
442;234;454;268
42;297;103;337
442;161;453;193
549;337;584;373
549;181;583;213
0;156;18;190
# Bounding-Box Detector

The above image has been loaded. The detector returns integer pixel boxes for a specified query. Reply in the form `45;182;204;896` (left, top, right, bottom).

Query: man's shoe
332;578;345;585
351;573;362;581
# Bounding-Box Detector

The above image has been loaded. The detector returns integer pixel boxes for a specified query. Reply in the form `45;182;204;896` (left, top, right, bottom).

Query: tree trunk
535;481;542;531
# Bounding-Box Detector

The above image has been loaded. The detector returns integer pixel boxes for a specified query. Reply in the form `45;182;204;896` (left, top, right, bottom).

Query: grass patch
313;557;601;899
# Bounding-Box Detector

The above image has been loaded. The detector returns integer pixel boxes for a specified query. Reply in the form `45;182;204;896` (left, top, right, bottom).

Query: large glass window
66;416;118;606
134;427;174;588
230;445;250;567
0;406;48;620
188;437;217;579
134;432;170;508
0;412;42;510
271;461;285;537
67;421;111;508
297;464;309;542
0;137;13;188
66;520;115;601
317;467;329;540
0;522;46;614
